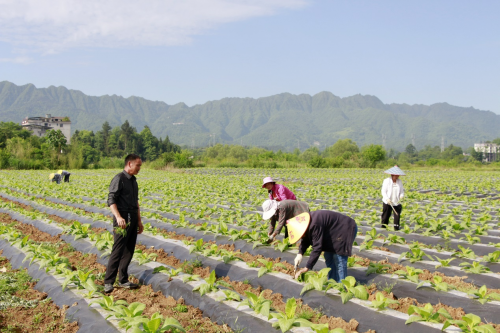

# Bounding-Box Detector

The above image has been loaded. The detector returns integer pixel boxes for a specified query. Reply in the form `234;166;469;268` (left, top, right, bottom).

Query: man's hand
295;267;308;279
387;199;392;205
294;254;303;267
138;220;144;234
116;216;126;229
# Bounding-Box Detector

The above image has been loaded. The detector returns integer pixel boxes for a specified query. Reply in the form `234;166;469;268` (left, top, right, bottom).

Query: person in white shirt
381;165;405;230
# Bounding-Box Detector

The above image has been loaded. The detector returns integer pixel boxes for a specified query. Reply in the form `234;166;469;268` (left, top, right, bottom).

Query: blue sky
1;0;499;113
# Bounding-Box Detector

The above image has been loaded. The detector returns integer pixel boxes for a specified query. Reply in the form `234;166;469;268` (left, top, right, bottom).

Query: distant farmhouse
474;142;499;162
21;114;71;143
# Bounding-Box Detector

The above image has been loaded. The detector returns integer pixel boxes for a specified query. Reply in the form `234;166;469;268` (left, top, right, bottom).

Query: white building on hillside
474;142;499;162
21;114;71;143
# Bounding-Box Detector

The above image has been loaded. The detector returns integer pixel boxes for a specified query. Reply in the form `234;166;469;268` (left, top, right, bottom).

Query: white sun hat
262;199;278;220
384;165;406;176
262;177;275;188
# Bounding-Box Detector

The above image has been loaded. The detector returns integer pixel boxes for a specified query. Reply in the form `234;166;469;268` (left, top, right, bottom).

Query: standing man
293;210;358;282
104;154;144;293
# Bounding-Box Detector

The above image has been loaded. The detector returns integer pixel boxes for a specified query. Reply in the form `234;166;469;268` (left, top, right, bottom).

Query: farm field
0;168;500;333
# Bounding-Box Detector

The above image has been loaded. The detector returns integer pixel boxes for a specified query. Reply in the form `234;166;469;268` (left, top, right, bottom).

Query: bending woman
381;165;405;231
262;199;309;241
262;177;296;201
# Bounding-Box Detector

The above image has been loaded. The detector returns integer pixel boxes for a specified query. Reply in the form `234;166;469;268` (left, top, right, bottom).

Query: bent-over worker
104;154;144;293
293;210;358;282
381;165;405;231
262;177;296;201
49;173;61;184
262;199;309;241
58;170;71;182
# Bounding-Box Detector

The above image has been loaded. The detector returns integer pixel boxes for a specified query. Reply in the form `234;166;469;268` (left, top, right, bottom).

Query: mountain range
1;80;498;151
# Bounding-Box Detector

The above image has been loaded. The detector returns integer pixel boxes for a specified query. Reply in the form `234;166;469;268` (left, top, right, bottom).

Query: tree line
0;120;180;170
0;119;497;170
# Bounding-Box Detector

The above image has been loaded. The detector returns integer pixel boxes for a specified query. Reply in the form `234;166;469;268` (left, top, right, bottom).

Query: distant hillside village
21;114;71;143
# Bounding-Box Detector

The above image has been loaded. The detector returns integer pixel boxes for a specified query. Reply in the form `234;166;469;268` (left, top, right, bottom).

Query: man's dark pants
104;211;138;285
381;203;402;230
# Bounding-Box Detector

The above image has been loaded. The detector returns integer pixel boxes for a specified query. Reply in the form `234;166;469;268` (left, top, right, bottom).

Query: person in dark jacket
293;210;358;282
103;154;144;293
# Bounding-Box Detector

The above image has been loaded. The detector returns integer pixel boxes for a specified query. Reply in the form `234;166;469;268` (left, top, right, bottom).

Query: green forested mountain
1;80;498;151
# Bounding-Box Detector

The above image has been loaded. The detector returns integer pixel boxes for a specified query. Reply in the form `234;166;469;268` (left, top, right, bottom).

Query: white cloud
0;56;33;64
0;0;308;54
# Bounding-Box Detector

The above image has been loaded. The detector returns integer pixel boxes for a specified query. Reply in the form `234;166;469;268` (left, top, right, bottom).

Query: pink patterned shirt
268;184;297;201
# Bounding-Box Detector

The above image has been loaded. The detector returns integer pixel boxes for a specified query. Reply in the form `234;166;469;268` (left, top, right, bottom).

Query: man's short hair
124;154;141;166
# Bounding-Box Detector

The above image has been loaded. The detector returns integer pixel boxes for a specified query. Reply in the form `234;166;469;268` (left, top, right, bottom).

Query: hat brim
287;212;310;244
262;208;277;220
262;182;274;188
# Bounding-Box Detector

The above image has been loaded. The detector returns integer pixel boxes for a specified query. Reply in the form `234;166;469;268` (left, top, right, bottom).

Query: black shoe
104;284;114;293
119;282;139;289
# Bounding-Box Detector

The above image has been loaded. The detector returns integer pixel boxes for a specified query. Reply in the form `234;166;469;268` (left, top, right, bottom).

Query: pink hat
262;177;275;188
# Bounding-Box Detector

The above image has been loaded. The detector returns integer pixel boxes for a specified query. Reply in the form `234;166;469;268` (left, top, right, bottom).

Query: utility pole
411;134;415;148
297;139;300;150
441;136;445;152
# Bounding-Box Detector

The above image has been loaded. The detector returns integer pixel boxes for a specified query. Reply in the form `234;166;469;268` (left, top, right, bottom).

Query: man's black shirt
107;170;139;212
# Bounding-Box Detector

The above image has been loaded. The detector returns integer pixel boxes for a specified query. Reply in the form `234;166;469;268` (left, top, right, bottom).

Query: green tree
362;144;386;166
0;122;31;148
442;144;463;160
405;144;417;157
101;121;112;153
120;120;135;152
324;139;359;158
46;129;67;161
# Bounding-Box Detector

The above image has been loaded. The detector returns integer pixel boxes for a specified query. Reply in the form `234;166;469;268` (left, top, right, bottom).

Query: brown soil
92;227;107;234
218;276;365;332
0;213;62;243
136;244;211;278
366;285;466;321
373;246;393;253
58;243;107;274
49;214;74;226
234;251;295;276
0;254;79;333
110;279;232;333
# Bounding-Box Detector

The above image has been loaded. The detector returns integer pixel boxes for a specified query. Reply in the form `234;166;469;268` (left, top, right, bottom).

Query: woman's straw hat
384;165;406;176
262;177;275;188
287;212;310;244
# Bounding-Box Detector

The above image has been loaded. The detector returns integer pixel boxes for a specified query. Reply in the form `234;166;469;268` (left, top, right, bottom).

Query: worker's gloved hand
294;254;303;267
268;233;276;241
399;194;404;201
387;199;392;205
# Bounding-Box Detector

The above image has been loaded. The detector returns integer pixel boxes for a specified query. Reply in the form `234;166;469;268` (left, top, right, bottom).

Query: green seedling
417;275;452;292
405;303;452;325
192;270;219;296
133;249;158;265
459;262;491;274
188;239;204;254
238;291;272;319
366;262;391;275
434;257;455;269
130;313;185;333
347;256;364;268
399;246;433;263
442;313;496;333
114;222;130;237
369;292;399;310
274;237;291;253
270;297;315;332
359;240;374;251
393;266;423;284
256;259;287;278
481;251;500;263
453;245;477;260
89;295;128;312
469;285;500;304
